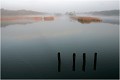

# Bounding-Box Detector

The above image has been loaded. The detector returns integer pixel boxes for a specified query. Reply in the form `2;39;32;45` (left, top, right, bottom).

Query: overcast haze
1;0;119;13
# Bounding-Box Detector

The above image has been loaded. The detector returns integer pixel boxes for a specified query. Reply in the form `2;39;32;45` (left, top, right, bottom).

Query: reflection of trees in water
1;16;55;27
1;16;118;27
70;16;119;25
71;16;102;24
77;18;102;24
102;19;119;25
1;21;34;27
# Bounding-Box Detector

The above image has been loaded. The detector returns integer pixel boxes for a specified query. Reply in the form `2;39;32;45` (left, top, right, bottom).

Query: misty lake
1;15;119;79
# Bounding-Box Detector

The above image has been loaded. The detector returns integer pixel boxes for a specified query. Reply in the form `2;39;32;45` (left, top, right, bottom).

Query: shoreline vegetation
1;16;55;27
1;9;48;16
1;9;119;26
1;15;102;24
1;16;55;21
71;16;102;24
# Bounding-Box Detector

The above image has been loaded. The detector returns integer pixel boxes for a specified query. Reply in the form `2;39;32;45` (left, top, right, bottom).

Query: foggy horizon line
1;8;119;14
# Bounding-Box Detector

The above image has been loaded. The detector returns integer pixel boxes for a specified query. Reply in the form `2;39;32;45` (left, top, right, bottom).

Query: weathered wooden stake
72;53;76;71
94;53;97;70
58;52;61;72
82;53;86;72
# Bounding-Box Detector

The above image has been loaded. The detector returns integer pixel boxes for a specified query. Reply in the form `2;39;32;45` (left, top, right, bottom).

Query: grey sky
1;0;119;13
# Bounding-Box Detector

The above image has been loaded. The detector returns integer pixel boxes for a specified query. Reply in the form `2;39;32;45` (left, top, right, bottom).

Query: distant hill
84;10;119;16
1;9;48;16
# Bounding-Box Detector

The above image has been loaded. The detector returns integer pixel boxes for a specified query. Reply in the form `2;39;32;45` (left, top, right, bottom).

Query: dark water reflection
1;15;119;79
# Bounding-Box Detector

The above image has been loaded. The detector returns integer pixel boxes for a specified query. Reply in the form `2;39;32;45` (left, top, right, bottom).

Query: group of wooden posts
57;52;97;72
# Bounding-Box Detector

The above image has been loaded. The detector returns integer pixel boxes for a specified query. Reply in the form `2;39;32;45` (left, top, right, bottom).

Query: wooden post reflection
82;53;86;72
58;52;61;72
94;53;97;70
72;53;76;71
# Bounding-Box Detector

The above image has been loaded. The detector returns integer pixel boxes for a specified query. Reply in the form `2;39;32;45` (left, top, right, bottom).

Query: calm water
1;15;119;79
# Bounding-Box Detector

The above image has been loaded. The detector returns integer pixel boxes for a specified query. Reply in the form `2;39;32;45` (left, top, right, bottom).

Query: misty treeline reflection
1;15;119;27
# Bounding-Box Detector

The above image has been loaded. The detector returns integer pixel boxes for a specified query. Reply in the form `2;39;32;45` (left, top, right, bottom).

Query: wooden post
72;53;76;71
82;53;86;72
58;52;61;72
94;53;97;70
